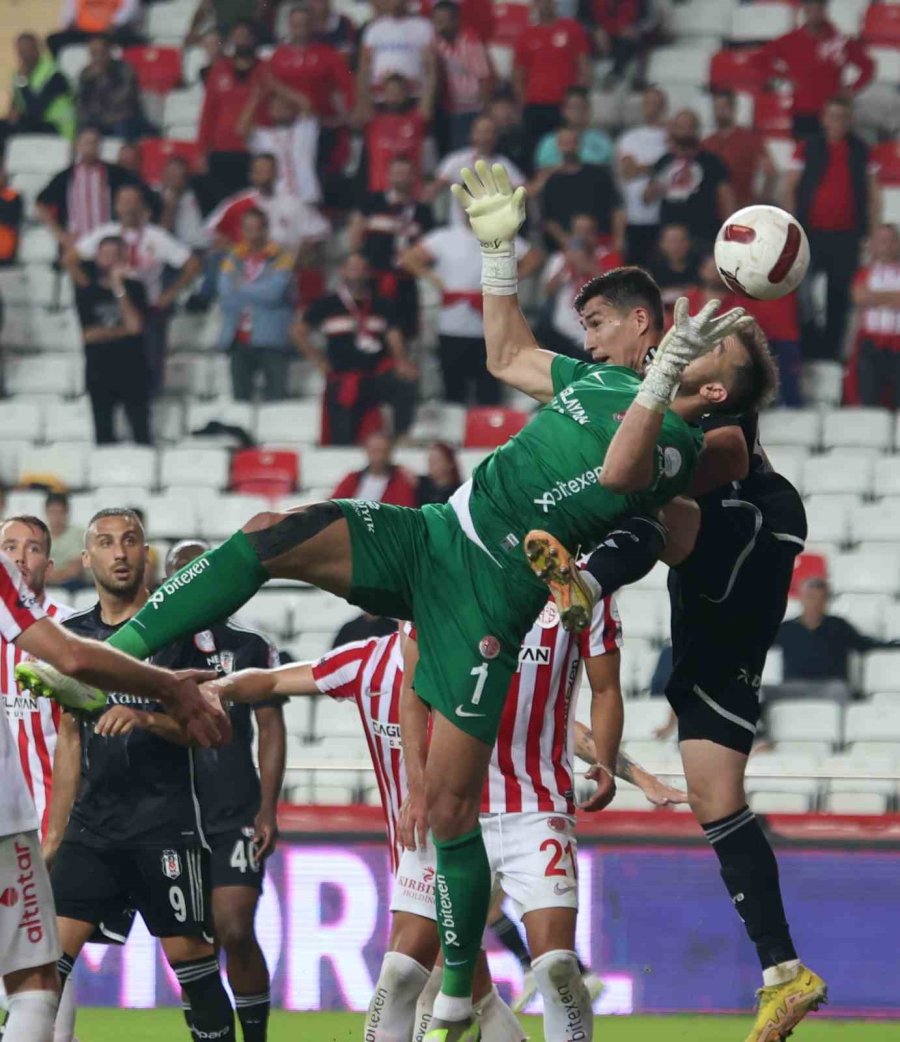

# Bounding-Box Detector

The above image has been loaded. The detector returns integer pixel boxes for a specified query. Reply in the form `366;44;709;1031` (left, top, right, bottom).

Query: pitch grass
74;1007;900;1041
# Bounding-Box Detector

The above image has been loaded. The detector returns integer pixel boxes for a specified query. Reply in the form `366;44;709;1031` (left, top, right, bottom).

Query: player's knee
531;949;590;1013
241;510;286;536
376;951;430;995
217;919;256;957
426;789;478;842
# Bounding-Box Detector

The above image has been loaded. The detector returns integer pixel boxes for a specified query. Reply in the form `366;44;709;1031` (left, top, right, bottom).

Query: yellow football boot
745;965;828;1042
524;530;593;632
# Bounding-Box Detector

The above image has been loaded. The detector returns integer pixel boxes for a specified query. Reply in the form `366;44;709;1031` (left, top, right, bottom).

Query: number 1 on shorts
469;663;489;705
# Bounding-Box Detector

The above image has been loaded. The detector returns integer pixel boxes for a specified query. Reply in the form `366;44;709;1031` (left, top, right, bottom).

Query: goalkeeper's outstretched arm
451;160;557;403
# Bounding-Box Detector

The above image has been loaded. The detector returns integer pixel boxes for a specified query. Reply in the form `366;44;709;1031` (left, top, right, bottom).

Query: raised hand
450;159;527;253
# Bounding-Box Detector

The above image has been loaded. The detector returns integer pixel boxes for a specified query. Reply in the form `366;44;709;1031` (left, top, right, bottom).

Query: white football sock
4;989;59;1042
475;987;526;1042
364;951;430;1042
53;979;77;1042
413;966;442;1042
531;949;593;1042
763;959;801;988
431;993;473;1023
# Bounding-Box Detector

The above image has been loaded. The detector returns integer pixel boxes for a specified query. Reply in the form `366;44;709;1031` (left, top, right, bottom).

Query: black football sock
234;991;270;1042
173;957;235;1041
57;953;76;992
702;806;798;971
583;514;666;597
181;997;194;1034
491;912;532;970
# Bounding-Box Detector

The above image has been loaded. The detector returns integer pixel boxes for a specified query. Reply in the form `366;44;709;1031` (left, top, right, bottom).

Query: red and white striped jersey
483;594;622;816
0;553;47;837
1;593;72;839
312;631;407;870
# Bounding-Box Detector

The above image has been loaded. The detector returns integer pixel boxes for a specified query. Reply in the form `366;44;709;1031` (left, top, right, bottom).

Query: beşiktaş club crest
161;850;182;880
194;630;216;654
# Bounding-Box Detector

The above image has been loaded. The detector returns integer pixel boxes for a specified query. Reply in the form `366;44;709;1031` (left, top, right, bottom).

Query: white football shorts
0;831;61;977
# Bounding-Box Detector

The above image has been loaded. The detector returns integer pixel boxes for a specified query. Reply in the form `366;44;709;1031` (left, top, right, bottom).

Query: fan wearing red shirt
363;74;428;194
757;0;874;138
702;89;777;210
852;223;900;409
513;0;592;153
331;432;419;506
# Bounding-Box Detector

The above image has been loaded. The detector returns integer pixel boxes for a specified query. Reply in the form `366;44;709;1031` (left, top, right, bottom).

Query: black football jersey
151;621;284;836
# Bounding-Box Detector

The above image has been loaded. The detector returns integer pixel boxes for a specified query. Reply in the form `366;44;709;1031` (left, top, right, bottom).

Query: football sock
56;955;75;994
702;806;798;972
475;987;526;1042
107;531;270;659
173;957;235;1041
53;979;77;1042
234;990;270;1042
491;913;531;970
3;990;58;1042
412;966;441;1042
583;514;666;598
531;949;593;1042
364;953;430;1042
432;826;492;1014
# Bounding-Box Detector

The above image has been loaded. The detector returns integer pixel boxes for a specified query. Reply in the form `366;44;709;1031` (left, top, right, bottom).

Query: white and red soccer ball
714;205;810;301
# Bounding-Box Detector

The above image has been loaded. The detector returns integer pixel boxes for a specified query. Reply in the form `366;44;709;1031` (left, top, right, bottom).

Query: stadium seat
884;185;900;225
0;267;70;309
845;700;900;744
801;361;844;406
87;446;157;489
748;792;812;814
730;3;796;43
19;444;90;488
621;702;673;742
615;588;667;642
768;700;842;746
824;791;890;814
849;500;900;543
285;632;332;662
162;89;203;134
763;445;807;492
648;46;717;87
762;645;783;685
234;590;299;640
19;228;57;265
138;138;202;186
8;173;45;220
160;446;230;490
92;485;152;513
827;0;869;36
0;400;43;442
831;593;892;639
802;453;874;497
883;601;900;642
746;754;821;796
5;489;47;517
68;492;100;527
144;0;195;42
863;3;900;46
198;494;269;541
618;638;659;695
870;46;900;86
182;46;207;86
5;135;70;175
257;401;321;446
862;651;900;695
830;550;900;596
463;407;529;448
409;402;467;446
759;409;822;449
751;91;794;137
709;47;768;93
311;697;364;740
122;46;182;94
803;495;853;545
872;140;900;186
143;494;198;540
231;449;300;497
57;44;89;83
301;447;364;490
821;408;893;452
32;310;82;353
293;591;358;635
671;0;736;40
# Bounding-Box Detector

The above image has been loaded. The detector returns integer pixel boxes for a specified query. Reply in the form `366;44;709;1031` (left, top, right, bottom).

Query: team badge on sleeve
161;850;182;880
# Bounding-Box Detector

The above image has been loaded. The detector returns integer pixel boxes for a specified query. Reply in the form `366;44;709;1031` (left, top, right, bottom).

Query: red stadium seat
491;2;531;47
464;407;529;448
752;90;793;137
231;448;300;497
872;140;900;185
789;552;828;599
863;4;900;47
123;46;182;94
138;138;201;186
709;48;768;93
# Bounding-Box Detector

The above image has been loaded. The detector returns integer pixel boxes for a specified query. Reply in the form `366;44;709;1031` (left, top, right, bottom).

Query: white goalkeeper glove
637;296;753;413
450;159;527;295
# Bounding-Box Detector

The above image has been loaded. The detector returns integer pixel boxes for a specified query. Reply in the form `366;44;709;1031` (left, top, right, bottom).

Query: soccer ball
714;205;810;301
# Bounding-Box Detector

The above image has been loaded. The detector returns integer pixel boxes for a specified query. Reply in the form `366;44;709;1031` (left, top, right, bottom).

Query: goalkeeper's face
578;296;650;369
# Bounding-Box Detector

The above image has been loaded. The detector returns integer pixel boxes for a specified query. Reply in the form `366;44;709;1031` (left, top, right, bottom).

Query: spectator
159;157;207;251
540;213;623;357
0;168;23;267
356;0;436;122
294;253;418;446
198;29;224;83
853;223;900;409
3;33;74;143
217;208;295;402
67;184;201;393
198;19;265;202
363;73;428;194
539;127;625;253
117;141;143;175
533;86;614;173
786;97;879;361
616;85;668;264
73;234;150;445
757;0;874;139
36;126;148;253
513;0;591;155
399;224;542;405
348;155;434;340
332;612;397;648
432;0;494;153
307;0;359;64
186;0;274;46
331;432;418;506
645;109;734;248
206;152;330;259
244;94;321;204
76;34;152;140
44;492;86;590
647;223;701;312
48;0;142;54
417;441;462;506
590;0;659;86
702;88;777;209
487;93;530;177
431;115;525;227
776;577;897;690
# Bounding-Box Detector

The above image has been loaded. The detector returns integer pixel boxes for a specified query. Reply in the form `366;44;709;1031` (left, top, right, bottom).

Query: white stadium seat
92;486;152;513
144;494;199;540
830;550;900;596
827;0;868;35
31;310;82;353
164;354;214;396
187;399;256;436
759;409;822;449
408;402;467;446
618;638;660;694
19;444;90;487
301;448;366;490
763;446;807;492
198;494;269;541
803;495;853;545
0;441;29;486
19;228;58;265
162;89;203;134
800;361;844;406
824;791;889;814
68;492;101;528
6;355;82;397
746;754;821;797
615;588;667;642
875;456;900;497
5;135;71;175
87;446;156;489
160;447;230;490
256;401;321;446
821;408;894;452
285;632;332;662
729;2;796;42
669;0;736;39
883;602;900;641
862;651;900;695
845;701;900;743
144;0;195;42
647;46;716;86
849;500;900;543
57;44;90;83
802;453;874;497
768;700;842;746
622;701;673;742
749;792;811;814
281;700;312;741
0;400;43;442
311;696;364;740
4;489;46;516
292;591;358;635
234;590;298;640
871;47;900;86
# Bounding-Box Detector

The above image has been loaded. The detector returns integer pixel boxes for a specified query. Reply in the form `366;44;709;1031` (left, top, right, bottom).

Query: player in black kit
44;510;236;1042
159;539;286;1042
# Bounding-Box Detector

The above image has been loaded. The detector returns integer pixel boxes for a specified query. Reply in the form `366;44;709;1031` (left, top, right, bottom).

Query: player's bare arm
43;711;81;868
578;652;623;812
451;160;558;403
207;662;317;703
254;705;286;860
398;632;429;852
658;497;700;567
690;425;750;497
574;722;687;807
94;704;192;745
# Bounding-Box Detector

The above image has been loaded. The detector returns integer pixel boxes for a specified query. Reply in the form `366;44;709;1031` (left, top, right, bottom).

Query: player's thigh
127;845;212;941
424;711;496;839
680;739;749;819
0;832;61;978
208;829;264;896
211;887;261;950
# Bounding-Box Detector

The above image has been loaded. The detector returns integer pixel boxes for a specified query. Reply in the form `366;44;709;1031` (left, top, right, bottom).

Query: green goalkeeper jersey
461;356;704;583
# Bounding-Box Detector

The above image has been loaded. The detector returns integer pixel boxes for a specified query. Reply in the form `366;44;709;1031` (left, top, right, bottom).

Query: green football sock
107;531;270;659
433;826;492;999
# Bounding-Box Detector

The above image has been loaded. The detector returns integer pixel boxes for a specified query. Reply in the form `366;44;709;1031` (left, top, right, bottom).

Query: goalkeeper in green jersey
20;162;775;1041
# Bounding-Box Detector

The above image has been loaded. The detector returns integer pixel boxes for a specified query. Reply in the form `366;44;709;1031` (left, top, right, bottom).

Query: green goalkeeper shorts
335;498;547;745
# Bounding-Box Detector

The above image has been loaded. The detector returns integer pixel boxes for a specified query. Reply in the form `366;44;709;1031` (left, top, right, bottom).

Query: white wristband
481;242;517;296
635;364;677;413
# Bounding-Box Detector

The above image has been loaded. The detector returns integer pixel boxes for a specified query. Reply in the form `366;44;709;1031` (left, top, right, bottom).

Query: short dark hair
0;515;51;554
710;87;735;102
98;234;125;251
433;0;459;14
45;491;69;511
573;266;664;333
721;321;780;414
565;86;589;102
87;508;145;536
242;206;268;225
252;152;277;167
